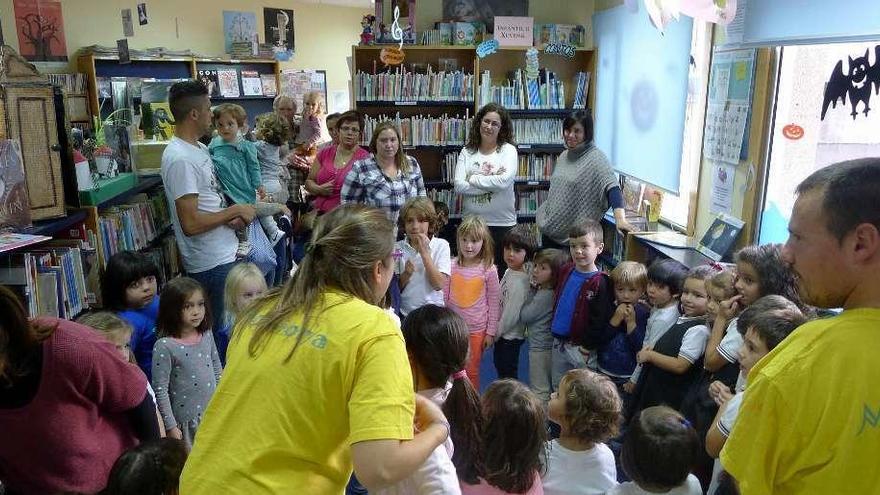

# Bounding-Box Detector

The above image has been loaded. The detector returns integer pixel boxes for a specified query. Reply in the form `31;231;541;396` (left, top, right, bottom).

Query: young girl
104;438;189;495
398;198;452;317
76;311;166;437
152;277;222;448
543;369;621;495
218;263;269;365
288;91;330;209
255;112;293;206
443;215;501;390
703;244;803;390
101;250;160;380
520;248;568;405
377;304;482;494
610;406;703;495
462;379;546;495
627;265;714;419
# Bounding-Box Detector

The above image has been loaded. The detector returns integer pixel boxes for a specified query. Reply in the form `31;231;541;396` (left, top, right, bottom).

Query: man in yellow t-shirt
180;291;416;493
721;158;880;494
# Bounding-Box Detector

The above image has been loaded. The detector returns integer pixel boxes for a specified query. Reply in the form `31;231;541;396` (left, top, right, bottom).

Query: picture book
0;140;31;230
148;103;176;141
698;213;745;261
453;22;477;46
217;69;240;98
197;70;221;97
241;70;263;96
261;74;277;97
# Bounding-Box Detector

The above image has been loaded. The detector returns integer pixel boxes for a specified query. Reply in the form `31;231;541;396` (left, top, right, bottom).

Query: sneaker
270;229;286;247
277;214;293;235
236;241;251;259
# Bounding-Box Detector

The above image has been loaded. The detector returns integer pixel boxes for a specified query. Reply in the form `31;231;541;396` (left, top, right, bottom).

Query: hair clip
708;261;724;272
451;369;468;381
679;417;692;429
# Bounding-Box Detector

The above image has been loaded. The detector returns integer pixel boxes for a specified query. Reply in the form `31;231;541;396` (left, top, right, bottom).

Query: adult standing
721;158;880;493
454;103;518;271
161;80;255;336
341;121;426;227
180;205;450;493
306;111;370;215
0;286;160;494
536;110;633;248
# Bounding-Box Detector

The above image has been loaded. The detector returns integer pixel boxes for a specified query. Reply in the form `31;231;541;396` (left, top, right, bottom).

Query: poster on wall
280;69;327;113
442;0;528;32
223;11;257;55
13;0;68;62
264;8;294;61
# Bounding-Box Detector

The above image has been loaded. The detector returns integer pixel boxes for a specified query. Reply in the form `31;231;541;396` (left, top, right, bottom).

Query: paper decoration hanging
380;47;405;65
476;39;499;58
821;45;880;121
545;43;575;59
524;47;540;79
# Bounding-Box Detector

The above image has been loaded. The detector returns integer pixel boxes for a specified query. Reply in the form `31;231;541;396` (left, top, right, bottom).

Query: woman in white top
453;103;518;271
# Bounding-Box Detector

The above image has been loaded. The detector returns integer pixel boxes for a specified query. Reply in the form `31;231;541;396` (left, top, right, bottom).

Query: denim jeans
494;337;525;380
189;261;238;338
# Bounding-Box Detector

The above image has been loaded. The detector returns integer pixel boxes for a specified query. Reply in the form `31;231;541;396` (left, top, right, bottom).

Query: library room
0;0;878;494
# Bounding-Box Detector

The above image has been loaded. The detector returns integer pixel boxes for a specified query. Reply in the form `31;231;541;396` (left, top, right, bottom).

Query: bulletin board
280;69;328;112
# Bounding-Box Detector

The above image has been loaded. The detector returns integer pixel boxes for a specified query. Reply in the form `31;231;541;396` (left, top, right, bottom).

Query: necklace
335;147;355;168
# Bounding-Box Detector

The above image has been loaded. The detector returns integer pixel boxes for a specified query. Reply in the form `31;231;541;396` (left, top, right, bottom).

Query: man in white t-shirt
161;80;255;334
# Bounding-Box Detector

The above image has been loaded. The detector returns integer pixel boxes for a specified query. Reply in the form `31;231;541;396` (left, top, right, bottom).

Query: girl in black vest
626;265;716;421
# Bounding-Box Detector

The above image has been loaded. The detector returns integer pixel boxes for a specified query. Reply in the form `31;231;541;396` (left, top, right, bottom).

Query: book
241;70;263;96
217;69;241;98
0;140;32;230
0;233;50;254
197;69;221;97
148;103;176;141
436;22;453;45
260;74;277;97
453;22;477;45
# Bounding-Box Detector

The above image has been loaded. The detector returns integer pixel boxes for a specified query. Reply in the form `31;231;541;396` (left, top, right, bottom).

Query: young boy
493;224;538;379
397;197;452;316
550;220;615;388
705;295;806;494
210;104;289;258
522;248;568;404
624;258;687;393
598;261;650;392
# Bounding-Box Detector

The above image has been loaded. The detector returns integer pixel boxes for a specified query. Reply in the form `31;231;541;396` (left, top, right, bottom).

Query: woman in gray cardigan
536;110;634;248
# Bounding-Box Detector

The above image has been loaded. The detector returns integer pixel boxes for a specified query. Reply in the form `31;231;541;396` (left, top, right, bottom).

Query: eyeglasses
482;119;502;128
339;126;361;133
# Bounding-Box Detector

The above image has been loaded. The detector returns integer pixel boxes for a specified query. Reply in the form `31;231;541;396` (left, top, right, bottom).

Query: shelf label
395;101;417;106
527;181;539;185
519;144;531;149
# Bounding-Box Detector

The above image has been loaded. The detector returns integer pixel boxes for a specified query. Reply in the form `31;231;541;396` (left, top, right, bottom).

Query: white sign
494;16;534;47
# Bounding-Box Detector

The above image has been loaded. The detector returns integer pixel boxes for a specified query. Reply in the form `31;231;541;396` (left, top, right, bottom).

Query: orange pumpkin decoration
782;123;804;140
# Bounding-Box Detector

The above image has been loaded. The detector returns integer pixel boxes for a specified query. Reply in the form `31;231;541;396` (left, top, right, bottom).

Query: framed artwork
13;0;68;61
264;8;294;61
442;0;528;32
223;11;257;55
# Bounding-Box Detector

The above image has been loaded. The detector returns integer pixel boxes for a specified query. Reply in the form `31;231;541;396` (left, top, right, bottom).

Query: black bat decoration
821;45;880;121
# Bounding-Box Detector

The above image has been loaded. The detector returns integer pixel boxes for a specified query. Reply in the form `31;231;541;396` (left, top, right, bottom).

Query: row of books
47;72;88;93
516;190;550;214
479;69;572;110
426;188;464;216
516;154;557;181
572;72;591;110
0;244;92;319
91;194;172;268
362;113;473;147
355;68;475;102
197;69;277;99
534;24;589;48
513;119;565;145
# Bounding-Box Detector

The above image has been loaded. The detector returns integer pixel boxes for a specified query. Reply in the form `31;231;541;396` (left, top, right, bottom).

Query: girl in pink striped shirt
444;215;501;390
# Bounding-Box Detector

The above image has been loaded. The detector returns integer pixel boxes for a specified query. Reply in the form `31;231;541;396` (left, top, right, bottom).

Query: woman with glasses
307;111;371;215
453;102;518;271
536;110;634;249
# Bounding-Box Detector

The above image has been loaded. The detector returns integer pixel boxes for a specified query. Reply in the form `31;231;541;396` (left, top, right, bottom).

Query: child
434;200;457;256
495;224;538;380
549;220;614;387
627;265;714;419
101;250;160;380
321;112;341;150
521;248;567;405
462;379;546;494
76;311;166;437
543;369;621;495
610;406;703;495
218;262;268;365
255;112;293;206
444;215;501;390
152;277;222;448
288;91;330;208
598;261;650;391
624;259;687;393
104;438;189;495
705;295;806;495
703;244;803;390
377;305;482;494
210;104;289;257
398;198;452;317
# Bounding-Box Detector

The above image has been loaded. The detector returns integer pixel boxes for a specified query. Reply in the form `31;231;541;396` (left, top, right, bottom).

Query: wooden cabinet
0;46;65;220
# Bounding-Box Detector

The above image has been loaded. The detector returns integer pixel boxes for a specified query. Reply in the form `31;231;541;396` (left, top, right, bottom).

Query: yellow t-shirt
720;308;880;495
180;291;415;494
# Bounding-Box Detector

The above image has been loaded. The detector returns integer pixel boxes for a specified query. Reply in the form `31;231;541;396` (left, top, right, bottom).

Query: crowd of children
48;184;815;495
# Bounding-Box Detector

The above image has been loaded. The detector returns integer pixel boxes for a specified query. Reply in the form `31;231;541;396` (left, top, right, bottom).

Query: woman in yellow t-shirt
180;204;450;494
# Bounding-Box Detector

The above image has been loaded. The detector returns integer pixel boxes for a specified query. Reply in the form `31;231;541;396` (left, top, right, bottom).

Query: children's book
0;233;50;254
241;70;263;96
260;74;277;97
148;103;176;141
453;22;477;45
197;70;221;97
217;69;241;98
0;140;32;230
